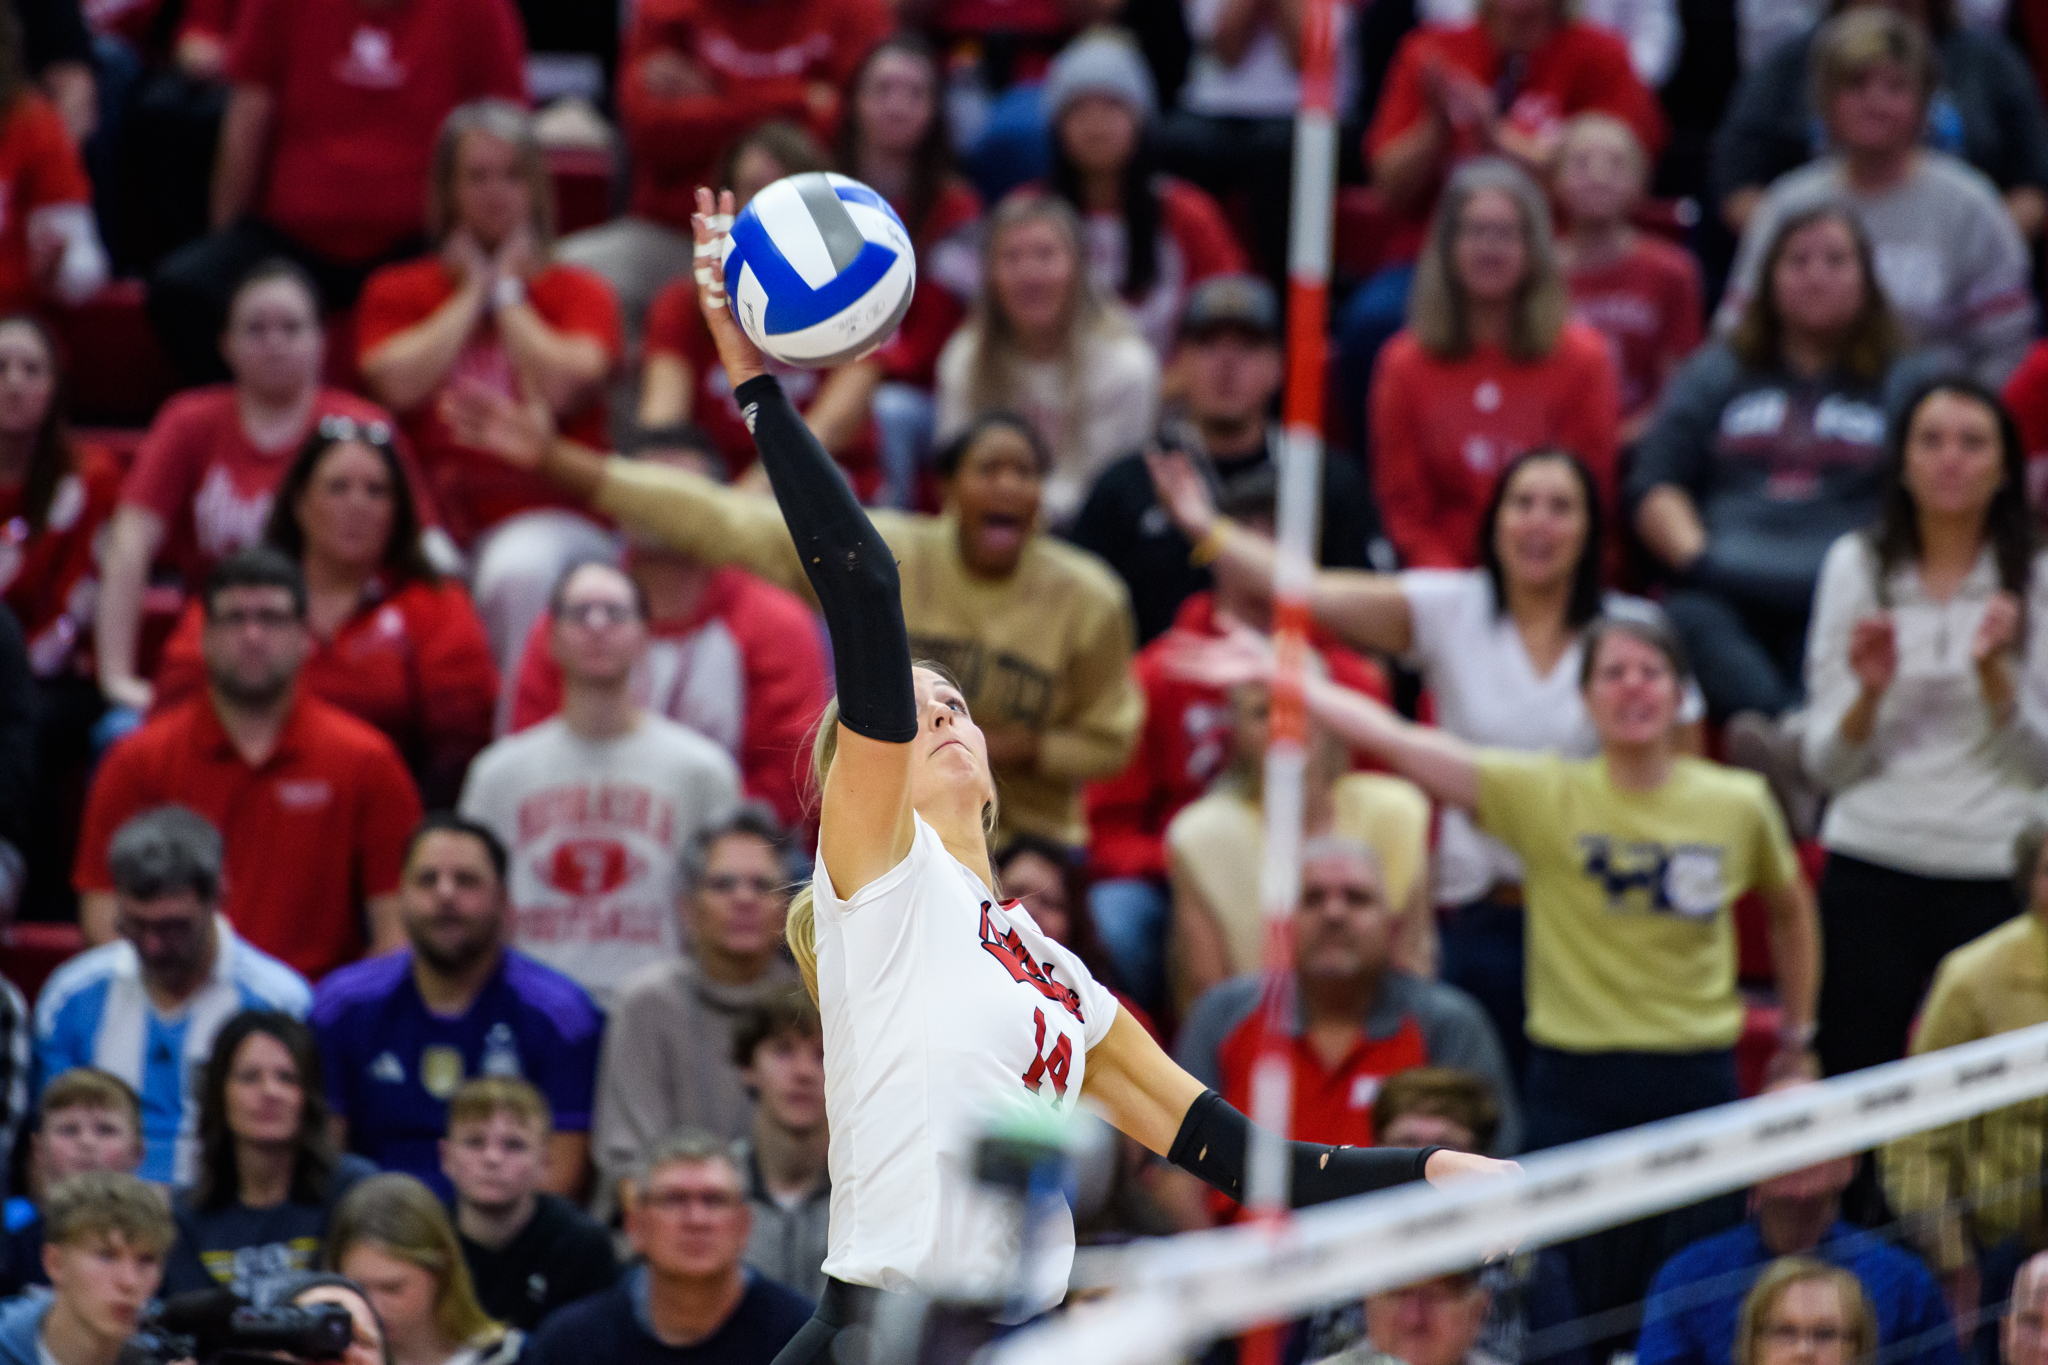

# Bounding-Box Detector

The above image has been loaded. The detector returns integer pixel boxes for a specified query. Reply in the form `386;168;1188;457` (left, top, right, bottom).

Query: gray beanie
1044;30;1157;120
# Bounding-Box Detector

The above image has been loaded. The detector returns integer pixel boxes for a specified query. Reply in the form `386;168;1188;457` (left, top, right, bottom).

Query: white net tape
994;1020;2048;1365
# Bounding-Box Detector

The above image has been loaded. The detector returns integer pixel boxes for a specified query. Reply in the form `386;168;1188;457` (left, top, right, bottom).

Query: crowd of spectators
0;0;2042;1359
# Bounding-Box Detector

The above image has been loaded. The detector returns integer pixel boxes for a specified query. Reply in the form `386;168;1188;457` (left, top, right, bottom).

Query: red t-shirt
227;0;526;262
643;279;882;497
1086;593;1391;882
872;180;982;391
1567;235;1704;423
0;443;120;678
2005;340;2048;510
507;563;828;829
1370;323;1621;572
619;0;891;230
356;258;622;545
1366;22;1666;257
149;576;498;799
120;386;416;588
0;94;92;316
74;693;424;978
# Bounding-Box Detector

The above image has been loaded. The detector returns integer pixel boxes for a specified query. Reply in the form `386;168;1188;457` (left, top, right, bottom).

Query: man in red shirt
146;0;527;382
555;0;890;336
505;427;828;831
1165;837;1519;1224
357;99;621;705
74;547;423;981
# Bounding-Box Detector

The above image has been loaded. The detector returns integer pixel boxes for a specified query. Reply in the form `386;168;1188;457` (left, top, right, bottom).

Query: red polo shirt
74;692;423;979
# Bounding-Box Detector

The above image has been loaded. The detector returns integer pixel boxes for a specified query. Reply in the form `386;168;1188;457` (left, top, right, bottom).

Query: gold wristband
1189;517;1232;568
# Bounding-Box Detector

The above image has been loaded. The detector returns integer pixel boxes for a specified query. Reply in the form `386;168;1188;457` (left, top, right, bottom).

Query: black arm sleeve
736;374;916;744
1168;1089;1439;1210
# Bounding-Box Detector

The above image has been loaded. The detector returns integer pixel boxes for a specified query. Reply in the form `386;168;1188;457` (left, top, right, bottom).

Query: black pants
1439;895;1528;1100
1525;1045;1745;1354
1816;852;2017;1077
772;1278;882;1365
147;216;421;384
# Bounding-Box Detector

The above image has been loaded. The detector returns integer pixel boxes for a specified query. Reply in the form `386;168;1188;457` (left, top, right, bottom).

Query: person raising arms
445;188;1512;1359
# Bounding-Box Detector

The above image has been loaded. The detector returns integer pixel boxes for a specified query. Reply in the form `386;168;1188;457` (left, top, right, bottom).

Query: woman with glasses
328;1174;521;1365
96;259;416;722
1734;1259;1877;1365
145;416;497;806
1372;158;1622;576
163;1011;377;1297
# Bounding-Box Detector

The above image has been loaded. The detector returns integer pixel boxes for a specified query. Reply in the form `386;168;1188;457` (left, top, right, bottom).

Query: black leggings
1816;851;2017;1077
772;1279;882;1365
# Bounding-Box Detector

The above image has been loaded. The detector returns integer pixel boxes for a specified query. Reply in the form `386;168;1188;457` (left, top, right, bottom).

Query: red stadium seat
0;921;83;1004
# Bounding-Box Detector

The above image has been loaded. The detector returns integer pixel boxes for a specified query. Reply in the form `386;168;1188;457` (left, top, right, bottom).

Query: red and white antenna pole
1242;0;1339;1358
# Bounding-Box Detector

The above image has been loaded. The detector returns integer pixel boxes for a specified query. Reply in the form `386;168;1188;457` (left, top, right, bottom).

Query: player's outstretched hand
439;377;553;470
692;186;767;391
1423;1150;1520;1184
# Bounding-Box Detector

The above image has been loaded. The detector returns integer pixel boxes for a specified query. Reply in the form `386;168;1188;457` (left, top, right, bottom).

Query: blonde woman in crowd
327;1173;521;1365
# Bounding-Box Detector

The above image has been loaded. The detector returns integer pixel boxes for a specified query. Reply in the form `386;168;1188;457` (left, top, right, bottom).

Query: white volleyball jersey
812;815;1120;1314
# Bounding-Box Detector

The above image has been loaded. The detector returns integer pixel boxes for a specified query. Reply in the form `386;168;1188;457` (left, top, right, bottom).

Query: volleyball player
442;187;1514;1363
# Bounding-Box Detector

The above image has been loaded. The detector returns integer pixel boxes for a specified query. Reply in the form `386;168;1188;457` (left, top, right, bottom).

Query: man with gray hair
523;1129;811;1365
34;806;309;1184
1164;835;1519;1226
592;803;798;1214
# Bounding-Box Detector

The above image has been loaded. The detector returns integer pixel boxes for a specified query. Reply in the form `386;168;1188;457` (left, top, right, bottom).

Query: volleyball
720;172;917;368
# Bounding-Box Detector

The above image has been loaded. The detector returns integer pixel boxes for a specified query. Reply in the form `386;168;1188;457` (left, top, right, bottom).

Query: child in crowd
0;1070;144;1295
0;1172;171;1365
730;992;829;1301
1554;113;1704;445
444;1078;617;1333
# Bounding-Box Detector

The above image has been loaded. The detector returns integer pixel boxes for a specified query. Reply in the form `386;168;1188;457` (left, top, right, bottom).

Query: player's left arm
1083;1007;1514;1203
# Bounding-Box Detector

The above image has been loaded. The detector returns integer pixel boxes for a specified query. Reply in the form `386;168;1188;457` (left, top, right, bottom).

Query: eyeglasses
703;874;779;896
115;914;203;945
1763;1325;1849;1350
317;415;395;448
639;1189;742;1214
555;600;638;628
208;607;301;631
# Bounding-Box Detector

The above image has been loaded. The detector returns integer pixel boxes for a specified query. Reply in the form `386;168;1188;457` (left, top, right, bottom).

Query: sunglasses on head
317;415;395;449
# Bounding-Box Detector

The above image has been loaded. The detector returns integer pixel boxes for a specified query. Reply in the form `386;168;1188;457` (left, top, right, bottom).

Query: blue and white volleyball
721;172;916;368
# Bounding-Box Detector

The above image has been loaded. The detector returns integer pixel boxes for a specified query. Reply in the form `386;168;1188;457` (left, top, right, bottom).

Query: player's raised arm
691;189;917;895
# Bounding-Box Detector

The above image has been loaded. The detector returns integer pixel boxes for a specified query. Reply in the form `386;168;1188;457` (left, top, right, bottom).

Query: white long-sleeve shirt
1802;533;2048;878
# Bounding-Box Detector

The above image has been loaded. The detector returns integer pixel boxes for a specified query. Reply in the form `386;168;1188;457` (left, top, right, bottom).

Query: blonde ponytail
787;700;842;1005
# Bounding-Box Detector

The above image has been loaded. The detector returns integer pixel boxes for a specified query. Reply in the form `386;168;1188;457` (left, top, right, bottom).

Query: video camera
124;1289;354;1365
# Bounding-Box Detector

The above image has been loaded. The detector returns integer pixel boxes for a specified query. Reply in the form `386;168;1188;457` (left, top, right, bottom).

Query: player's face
37;1105;141;1181
910;668;995;819
296;440;397;575
454;129;530;251
550;563;648;689
400;830;506;974
1756;1279;1855;1365
223;277;322;401
224;1029;305;1148
627;1159;752;1279
1771;216;1865;341
294;1285;385;1365
1362;1274;1490;1365
1492;456;1587;596
690;832;787;963
746;1029;826;1133
202;584;309;708
44;1233;162;1343
339;1243;441;1354
1294;851;1391;981
442;1111;548;1212
948;424;1042;578
1450;188;1529;307
1582;631;1682;750
0;320;54;438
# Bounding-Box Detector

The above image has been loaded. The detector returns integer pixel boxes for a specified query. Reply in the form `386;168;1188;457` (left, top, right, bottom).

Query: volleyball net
985;1021;2048;1365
